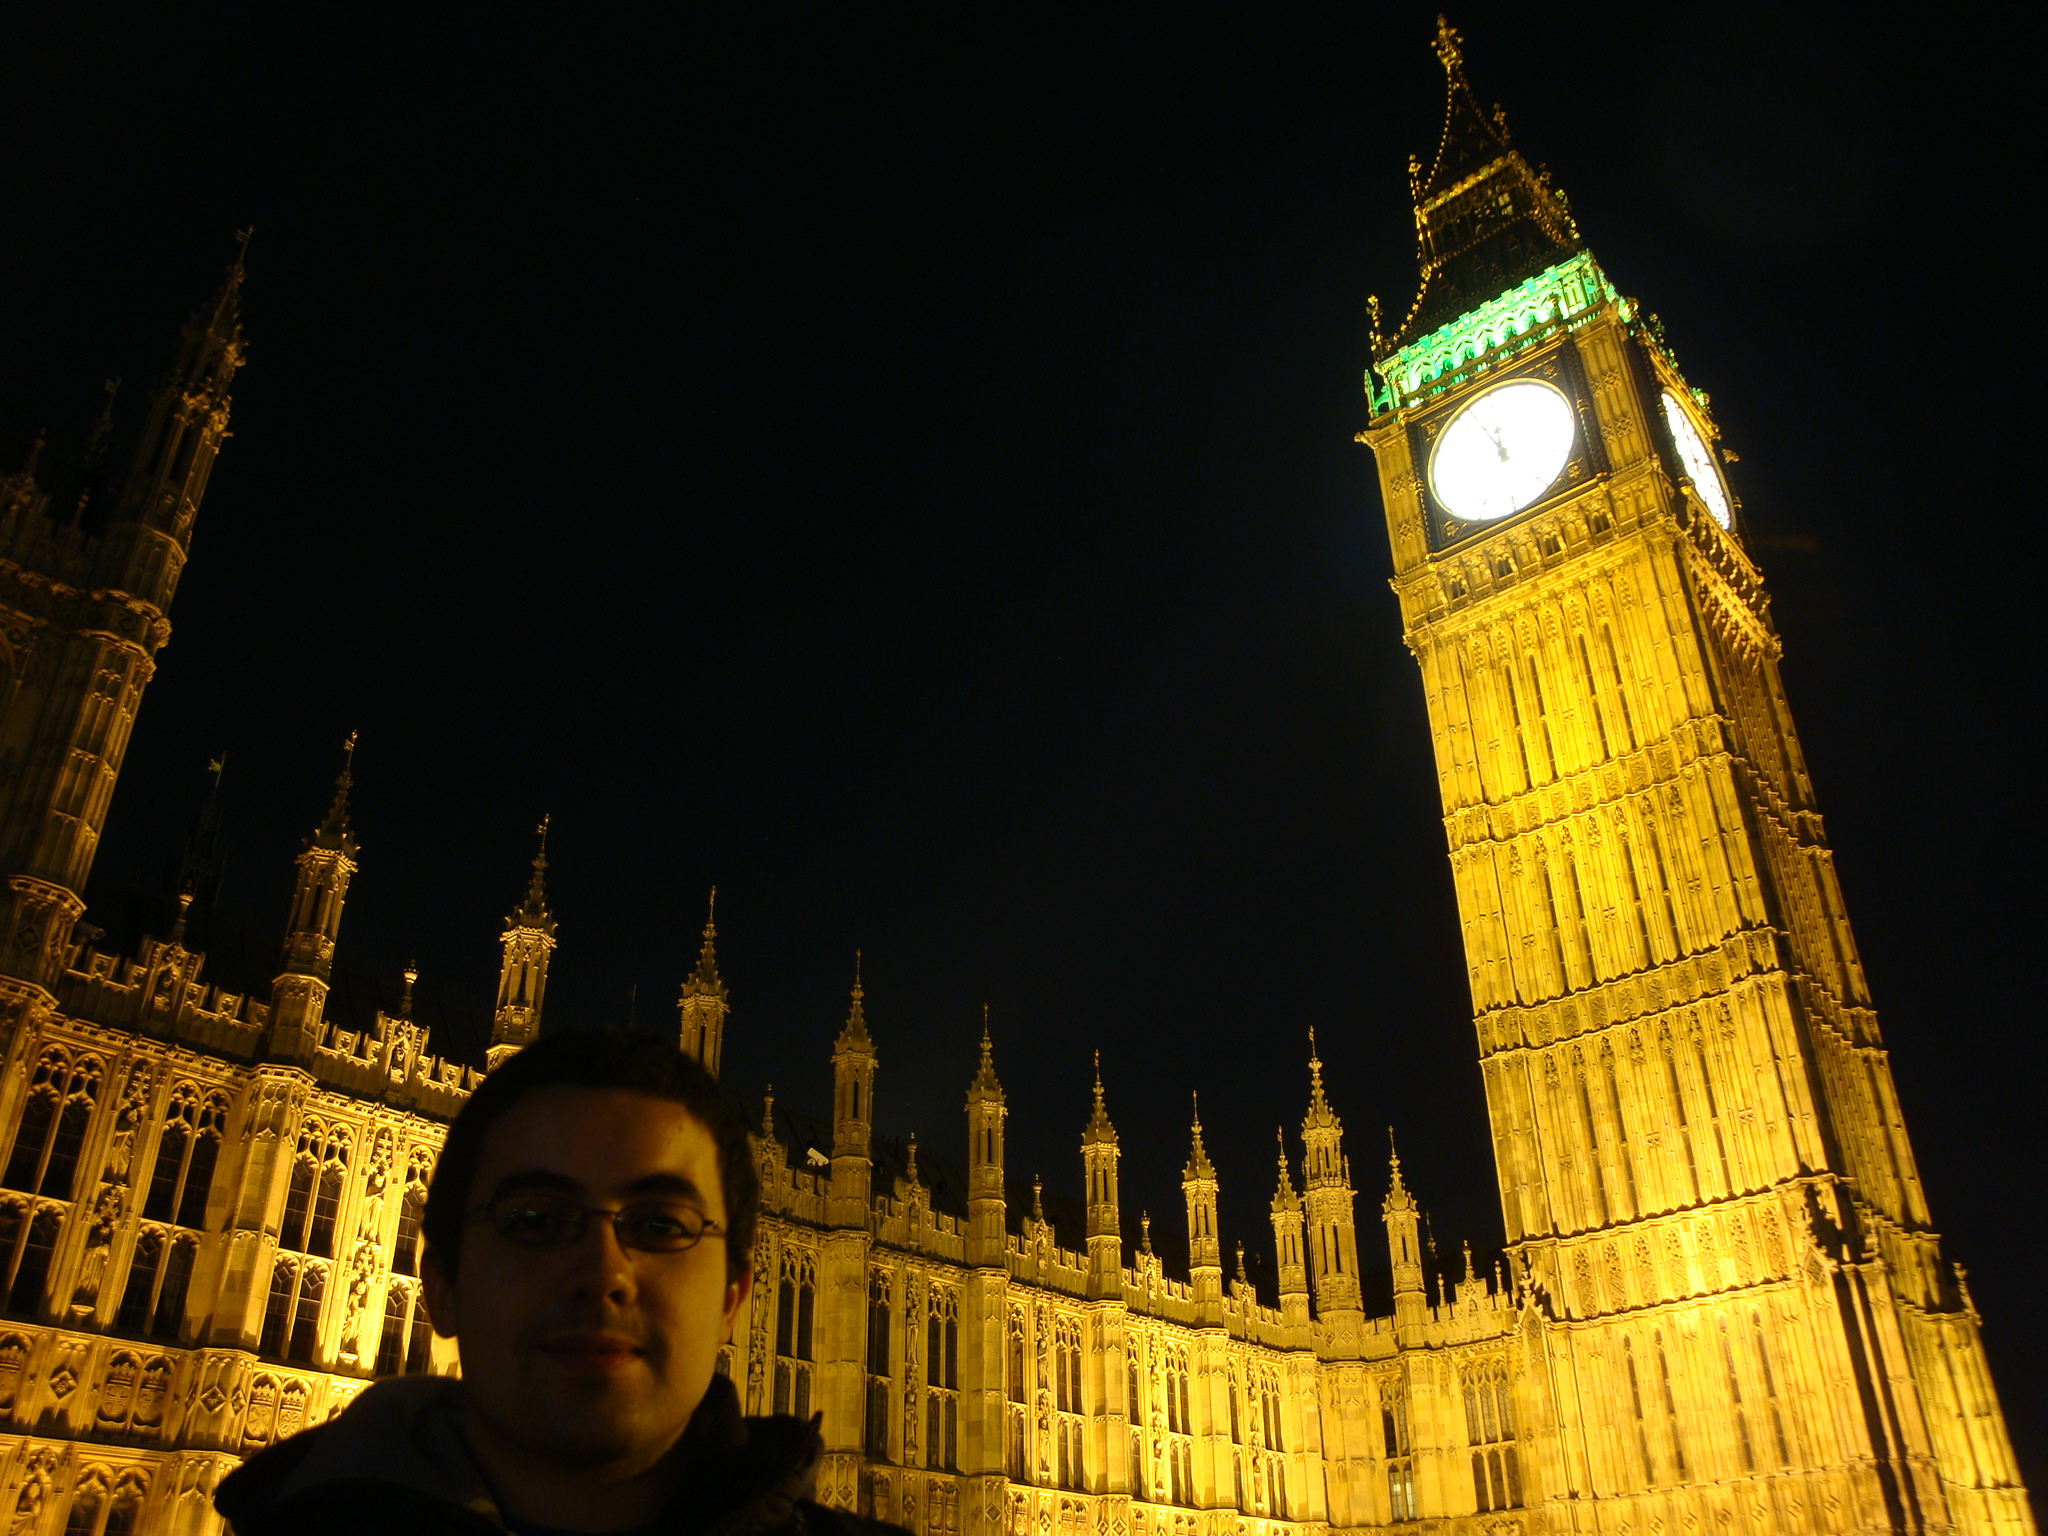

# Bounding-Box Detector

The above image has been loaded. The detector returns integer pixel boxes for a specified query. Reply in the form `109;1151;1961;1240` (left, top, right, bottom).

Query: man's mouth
537;1333;644;1374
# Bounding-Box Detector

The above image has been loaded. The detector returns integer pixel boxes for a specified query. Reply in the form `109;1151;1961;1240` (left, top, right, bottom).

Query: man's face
424;1087;751;1473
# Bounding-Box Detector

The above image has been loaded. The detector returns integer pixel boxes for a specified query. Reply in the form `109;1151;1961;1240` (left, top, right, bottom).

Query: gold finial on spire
971;1006;1001;1094
683;885;723;998
1186;1091;1215;1179
1140;1211;1153;1255
1432;14;1463;70
1031;1174;1044;1223
1084;1051;1116;1142
1463;1239;1475;1283
399;962;417;1018
761;1083;777;1140
838;950;871;1047
316;731;359;845
906;1132;920;1186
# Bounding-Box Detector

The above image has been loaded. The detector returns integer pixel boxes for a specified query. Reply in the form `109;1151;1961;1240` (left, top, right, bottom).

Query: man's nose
562;1213;638;1302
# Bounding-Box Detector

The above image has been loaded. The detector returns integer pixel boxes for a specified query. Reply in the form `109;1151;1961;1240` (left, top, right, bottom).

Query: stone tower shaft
1356;22;2033;1533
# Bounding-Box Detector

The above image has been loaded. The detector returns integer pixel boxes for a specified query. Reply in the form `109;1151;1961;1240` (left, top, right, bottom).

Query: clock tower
1356;22;2032;1536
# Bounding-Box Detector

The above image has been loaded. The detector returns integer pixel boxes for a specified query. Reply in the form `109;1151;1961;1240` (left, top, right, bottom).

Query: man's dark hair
423;1028;759;1282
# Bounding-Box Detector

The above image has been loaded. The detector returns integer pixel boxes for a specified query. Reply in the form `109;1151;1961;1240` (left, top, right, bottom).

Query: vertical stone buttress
677;889;727;1077
1183;1096;1229;1507
1383;1138;1426;1346
962;1019;1011;1536
488;818;555;1071
268;742;358;1065
0;247;244;999
1270;1130;1310;1332
1080;1055;1121;1300
1301;1033;1370;1527
1080;1056;1132;1504
819;959;874;1497
1300;1034;1362;1337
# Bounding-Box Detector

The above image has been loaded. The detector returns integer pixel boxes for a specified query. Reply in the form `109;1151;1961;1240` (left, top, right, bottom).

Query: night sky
5;3;2041;1485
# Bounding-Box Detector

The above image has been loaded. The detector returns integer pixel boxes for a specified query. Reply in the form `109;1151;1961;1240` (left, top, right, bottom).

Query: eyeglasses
467;1191;726;1254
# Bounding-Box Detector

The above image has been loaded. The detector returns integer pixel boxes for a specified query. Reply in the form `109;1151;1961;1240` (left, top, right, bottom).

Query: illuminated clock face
1660;390;1731;529
1428;380;1577;523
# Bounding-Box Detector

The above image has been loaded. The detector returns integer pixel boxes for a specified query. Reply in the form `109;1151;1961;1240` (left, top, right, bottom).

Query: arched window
142;1085;226;1231
104;1473;147;1536
1007;1311;1026;1405
864;1271;891;1460
392;1173;428;1277
287;1264;326;1362
772;1254;815;1417
282;1122;351;1256
151;1239;195;1342
116;1230;164;1333
924;1287;958;1469
61;1469;107;1536
142;1104;191;1223
375;1284;410;1377
309;1164;345;1259
7;1208;60;1314
260;1262;295;1356
406;1293;434;1374
282;1157;317;1253
3;1052;103;1199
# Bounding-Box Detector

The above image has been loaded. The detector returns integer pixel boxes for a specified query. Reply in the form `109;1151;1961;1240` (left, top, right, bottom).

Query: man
217;1028;906;1536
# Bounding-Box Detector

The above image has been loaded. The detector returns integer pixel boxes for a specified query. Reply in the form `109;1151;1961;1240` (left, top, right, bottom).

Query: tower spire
1300;1032;1365;1351
1383;1127;1426;1344
269;735;363;1062
315;731;357;848
677;887;728;1075
1270;1127;1310;1328
490;816;559;1071
829;951;877;1226
965;1008;1008;1265
1183;1090;1223;1320
1080;1051;1122;1296
1386;17;1580;348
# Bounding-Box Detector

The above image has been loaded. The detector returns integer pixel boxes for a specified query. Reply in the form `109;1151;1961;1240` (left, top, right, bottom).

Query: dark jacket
214;1373;907;1536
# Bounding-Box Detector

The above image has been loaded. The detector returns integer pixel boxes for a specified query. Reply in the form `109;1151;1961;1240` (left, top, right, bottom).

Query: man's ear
421;1251;461;1340
722;1263;754;1342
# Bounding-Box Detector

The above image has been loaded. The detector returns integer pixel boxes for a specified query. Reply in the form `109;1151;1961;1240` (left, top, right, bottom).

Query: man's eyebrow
486;1169;583;1202
620;1172;709;1203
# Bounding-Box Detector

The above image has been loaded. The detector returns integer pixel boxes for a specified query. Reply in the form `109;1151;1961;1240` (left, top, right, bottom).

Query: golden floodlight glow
1428;378;1576;522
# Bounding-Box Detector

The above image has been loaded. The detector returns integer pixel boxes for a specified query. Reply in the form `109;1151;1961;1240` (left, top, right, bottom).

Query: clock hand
1482;423;1510;463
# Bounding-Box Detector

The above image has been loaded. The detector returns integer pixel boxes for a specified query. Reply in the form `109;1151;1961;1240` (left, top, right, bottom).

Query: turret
268;737;359;1063
1183;1093;1223;1321
677;889;728;1076
1383;1133;1426;1346
99;231;248;606
488;817;556;1071
1300;1031;1364;1346
964;1011;1006;1267
1270;1129;1310;1330
827;955;874;1226
1081;1053;1122;1298
0;245;247;990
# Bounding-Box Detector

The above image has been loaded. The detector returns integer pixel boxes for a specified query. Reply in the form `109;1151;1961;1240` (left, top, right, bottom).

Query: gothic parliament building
0;25;2032;1536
